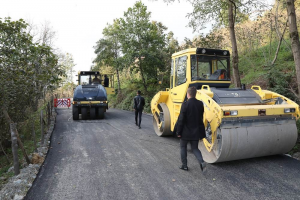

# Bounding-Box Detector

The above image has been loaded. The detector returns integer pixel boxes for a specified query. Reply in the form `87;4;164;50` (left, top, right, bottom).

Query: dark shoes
179;166;188;171
200;162;207;172
135;121;141;129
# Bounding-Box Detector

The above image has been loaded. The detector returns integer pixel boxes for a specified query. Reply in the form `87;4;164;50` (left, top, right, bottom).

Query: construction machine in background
151;48;299;163
72;71;115;120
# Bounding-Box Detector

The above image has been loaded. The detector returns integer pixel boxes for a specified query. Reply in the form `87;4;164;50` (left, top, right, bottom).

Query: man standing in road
177;87;207;172
133;90;145;129
104;75;109;87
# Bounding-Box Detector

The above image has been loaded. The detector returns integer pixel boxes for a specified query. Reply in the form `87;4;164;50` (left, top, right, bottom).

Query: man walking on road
133;90;145;129
104;75;109;87
177;87;207;172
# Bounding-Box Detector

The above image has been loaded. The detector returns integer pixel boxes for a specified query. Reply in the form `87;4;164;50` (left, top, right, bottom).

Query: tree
271;0;288;65
0;18;64;150
119;1;167;92
57;52;76;97
166;31;179;54
94;19;123;94
179;30;226;50
181;37;193;49
228;0;241;87
286;0;300;95
59;53;76;83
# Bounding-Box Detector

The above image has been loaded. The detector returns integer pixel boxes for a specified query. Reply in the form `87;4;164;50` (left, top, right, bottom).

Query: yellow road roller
151;48;299;163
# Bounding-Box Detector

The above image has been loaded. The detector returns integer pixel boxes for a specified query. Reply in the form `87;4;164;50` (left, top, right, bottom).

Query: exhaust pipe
241;84;246;90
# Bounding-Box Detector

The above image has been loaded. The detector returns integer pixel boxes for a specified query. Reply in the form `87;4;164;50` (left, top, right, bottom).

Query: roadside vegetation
0;18;75;185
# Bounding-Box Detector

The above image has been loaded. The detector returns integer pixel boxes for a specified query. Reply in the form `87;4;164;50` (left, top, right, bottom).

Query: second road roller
72;71;115;120
151;48;299;163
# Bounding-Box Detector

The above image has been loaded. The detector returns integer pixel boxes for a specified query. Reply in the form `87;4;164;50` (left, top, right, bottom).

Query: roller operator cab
151;48;300;163
72;71;115;120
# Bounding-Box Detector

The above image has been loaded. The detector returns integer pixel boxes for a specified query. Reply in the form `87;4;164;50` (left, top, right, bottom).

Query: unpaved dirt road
25;108;300;200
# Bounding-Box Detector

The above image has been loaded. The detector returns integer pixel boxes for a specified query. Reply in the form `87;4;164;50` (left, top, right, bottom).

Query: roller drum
199;116;298;163
153;103;172;137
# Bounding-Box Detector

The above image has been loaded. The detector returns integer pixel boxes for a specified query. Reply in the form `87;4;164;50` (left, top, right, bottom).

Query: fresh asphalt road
25;108;300;200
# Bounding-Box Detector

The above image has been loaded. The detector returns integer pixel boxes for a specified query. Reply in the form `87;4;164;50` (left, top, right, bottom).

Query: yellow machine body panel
76;71;115;94
151;48;299;163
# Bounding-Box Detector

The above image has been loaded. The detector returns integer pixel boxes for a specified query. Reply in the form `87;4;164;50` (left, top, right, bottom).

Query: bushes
268;68;298;102
0;98;52;180
108;78;165;113
0;18;65;170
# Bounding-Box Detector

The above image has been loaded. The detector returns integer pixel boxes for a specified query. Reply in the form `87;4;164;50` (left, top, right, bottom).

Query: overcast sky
1;0;201;73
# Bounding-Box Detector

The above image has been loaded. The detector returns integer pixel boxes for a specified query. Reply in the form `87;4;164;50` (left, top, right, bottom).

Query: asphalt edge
23;108;58;200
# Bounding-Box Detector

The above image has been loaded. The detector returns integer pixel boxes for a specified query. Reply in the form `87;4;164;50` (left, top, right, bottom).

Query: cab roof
79;71;100;75
78;71;114;75
172;48;230;58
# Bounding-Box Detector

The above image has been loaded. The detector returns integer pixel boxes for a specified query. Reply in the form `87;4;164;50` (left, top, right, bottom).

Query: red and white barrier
54;98;71;108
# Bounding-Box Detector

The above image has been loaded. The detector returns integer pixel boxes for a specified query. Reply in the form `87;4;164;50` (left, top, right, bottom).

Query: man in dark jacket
104;75;109;87
177;87;206;172
133;90;145;129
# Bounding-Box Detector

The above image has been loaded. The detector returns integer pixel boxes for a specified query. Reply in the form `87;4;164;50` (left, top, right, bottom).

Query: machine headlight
202;49;206;54
223;51;228;55
284;108;296;113
223;110;238;116
230;110;238;116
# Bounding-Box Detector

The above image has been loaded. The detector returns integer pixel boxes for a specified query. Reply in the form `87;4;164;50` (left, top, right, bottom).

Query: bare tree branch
272;19;288;65
228;0;237;23
289;85;300;100
0;139;10;164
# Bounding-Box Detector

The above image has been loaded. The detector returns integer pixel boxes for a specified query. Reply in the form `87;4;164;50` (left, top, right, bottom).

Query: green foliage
268;68;297;101
94;1;177;95
184;0;268;32
0;17;67;173
238;38;296;86
0;167;14;186
0;17;64;120
94;19;124;71
119;1;168;91
0;101;48;187
109;78;161;113
94;19;124;91
59;53;76;84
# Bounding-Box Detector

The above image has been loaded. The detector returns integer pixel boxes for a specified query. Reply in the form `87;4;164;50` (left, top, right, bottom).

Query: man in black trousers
104;75;109;87
133;90;145;129
177;87;207;172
